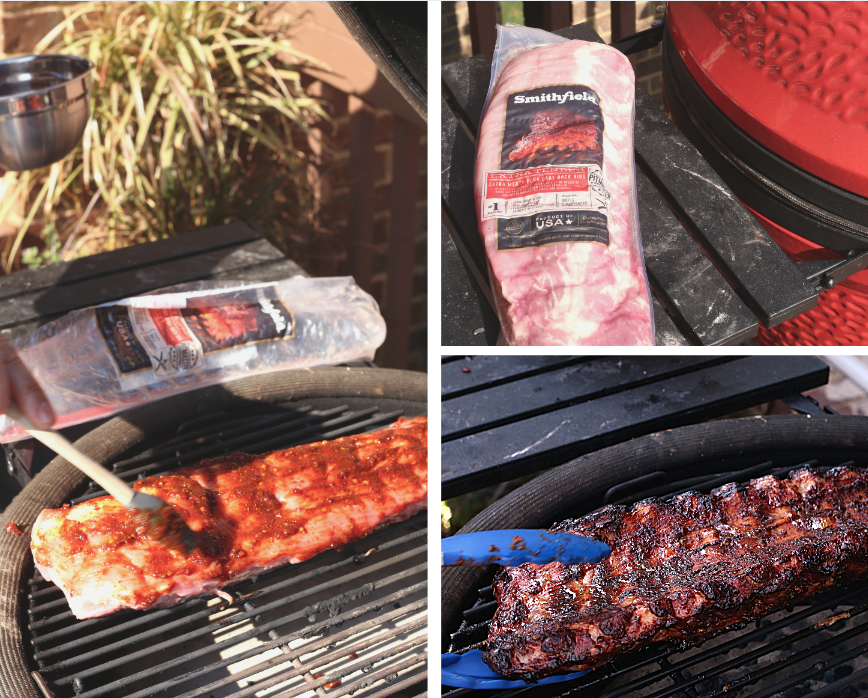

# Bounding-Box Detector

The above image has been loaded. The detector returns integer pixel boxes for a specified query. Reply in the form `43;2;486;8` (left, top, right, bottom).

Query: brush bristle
136;506;197;556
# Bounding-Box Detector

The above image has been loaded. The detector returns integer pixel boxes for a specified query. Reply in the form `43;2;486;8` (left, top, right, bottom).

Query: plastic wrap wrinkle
475;25;654;346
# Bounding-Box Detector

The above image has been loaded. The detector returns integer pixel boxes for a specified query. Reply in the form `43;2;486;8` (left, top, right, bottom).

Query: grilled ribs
31;417;427;619
485;467;868;680
508;107;598;161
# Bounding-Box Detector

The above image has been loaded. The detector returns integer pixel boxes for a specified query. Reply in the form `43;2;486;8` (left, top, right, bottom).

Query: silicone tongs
441;529;610;567
441;530;611;689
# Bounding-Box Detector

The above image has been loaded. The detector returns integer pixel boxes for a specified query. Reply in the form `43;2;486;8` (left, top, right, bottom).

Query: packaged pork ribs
0;277;386;443
475;25;654;346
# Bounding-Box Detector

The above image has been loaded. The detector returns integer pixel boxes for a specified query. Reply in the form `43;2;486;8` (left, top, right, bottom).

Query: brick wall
0;2;84;56
442;1;477;66
306;83;428;372
441;1;664;106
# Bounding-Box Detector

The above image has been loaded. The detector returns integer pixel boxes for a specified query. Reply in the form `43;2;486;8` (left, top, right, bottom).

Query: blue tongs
442;530;611;689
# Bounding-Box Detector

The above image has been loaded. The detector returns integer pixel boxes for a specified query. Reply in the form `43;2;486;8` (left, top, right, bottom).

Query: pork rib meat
31;417;427;619
475;39;654;346
485;467;868;680
508;108;598;161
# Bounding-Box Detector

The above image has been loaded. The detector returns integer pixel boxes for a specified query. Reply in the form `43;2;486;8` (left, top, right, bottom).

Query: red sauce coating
5;521;24;535
31;417;428;616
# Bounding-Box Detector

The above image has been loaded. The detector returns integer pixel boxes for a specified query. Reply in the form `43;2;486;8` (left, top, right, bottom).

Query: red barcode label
482;165;608;220
485;167;589;200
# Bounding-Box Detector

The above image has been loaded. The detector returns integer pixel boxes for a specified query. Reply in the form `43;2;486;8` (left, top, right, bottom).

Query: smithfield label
483;84;612;250
96;286;294;389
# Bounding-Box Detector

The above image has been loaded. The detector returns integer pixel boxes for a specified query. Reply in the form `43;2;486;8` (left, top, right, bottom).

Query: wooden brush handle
5;403;135;505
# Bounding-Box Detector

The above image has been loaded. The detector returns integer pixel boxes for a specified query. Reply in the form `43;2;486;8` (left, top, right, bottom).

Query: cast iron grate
444;459;868;698
25;406;428;698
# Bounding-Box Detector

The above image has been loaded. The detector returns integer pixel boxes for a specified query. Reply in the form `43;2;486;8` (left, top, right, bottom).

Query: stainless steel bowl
0;54;94;172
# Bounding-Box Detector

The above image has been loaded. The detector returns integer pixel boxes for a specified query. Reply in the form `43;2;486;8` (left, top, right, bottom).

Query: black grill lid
328;1;427;121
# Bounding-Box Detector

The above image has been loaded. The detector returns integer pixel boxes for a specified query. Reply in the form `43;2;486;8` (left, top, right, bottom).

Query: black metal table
0;223;306;502
441;355;830;499
441;22;858;346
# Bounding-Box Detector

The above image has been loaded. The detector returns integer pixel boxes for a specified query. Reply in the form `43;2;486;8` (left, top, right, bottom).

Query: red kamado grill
0;367;427;698
442;415;868;698
663;1;868;345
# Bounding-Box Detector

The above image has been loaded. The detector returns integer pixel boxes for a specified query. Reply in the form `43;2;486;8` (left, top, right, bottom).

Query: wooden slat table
441;355;830;499
441;22;824;346
0;223;306;501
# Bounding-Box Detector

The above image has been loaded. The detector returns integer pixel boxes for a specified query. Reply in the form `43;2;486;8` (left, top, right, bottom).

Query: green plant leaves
5;0;323;271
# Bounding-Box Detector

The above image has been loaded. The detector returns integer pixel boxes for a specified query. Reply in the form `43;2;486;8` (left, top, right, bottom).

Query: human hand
0;335;55;429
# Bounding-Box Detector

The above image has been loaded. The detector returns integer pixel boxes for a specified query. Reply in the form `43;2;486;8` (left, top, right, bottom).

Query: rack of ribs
31;417;427;619
508;107;598;161
484;466;868;680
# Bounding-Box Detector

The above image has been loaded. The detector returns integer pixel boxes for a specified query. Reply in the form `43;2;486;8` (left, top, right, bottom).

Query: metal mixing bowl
0;54;94;172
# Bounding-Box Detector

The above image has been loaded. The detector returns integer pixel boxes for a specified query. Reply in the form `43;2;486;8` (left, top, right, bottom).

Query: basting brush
5;402;197;556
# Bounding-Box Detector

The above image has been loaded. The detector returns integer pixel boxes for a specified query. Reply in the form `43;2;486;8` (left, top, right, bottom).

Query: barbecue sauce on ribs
485;467;868;680
31;417;427;618
508;107;599;162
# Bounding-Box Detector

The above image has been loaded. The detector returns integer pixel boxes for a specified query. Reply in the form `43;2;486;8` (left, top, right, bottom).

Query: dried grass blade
6;176;50;274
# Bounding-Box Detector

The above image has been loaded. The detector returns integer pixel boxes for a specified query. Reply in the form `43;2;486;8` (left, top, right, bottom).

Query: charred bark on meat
485;466;868;680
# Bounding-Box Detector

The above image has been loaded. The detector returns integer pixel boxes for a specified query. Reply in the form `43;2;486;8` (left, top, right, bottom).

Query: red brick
374;184;390;214
321;84;348;119
406;353;427;374
638;1;659;20
370;279;385;305
329;160;350;187
408;327;427;351
374;113;394;144
324;194;350;224
635;56;661;79
331;120;351;152
373;217;389;245
412;272;427;296
372;252;387;276
372;149;388;184
2;2;62;11
643;73;663;95
2;8;64;53
410;299;427;325
414;235;427;266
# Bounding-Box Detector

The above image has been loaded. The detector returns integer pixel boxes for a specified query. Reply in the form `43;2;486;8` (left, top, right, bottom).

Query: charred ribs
508;107;598;161
484;467;868;680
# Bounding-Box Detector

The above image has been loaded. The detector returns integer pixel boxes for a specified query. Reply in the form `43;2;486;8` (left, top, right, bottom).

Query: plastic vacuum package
0;276;386;443
475;25;655;346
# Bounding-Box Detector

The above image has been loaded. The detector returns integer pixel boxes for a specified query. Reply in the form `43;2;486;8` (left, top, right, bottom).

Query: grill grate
445;459;868;698
25;405;427;698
